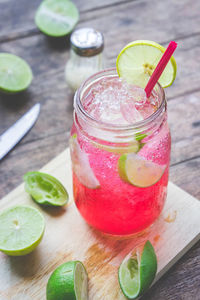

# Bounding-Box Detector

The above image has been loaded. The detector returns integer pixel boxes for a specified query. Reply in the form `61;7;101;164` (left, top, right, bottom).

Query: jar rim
74;68;166;133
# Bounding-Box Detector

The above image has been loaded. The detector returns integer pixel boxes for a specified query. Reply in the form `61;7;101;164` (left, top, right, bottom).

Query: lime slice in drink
35;0;79;37
119;240;157;299
69;134;100;189
118;153;166;187
24;171;69;207
0;53;33;93
91;139;141;154
116;40;177;88
0;205;45;256
46;261;88;300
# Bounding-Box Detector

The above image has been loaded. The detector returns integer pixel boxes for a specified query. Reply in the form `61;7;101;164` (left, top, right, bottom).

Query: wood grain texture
0;0;133;41
0;149;200;300
0;0;200;298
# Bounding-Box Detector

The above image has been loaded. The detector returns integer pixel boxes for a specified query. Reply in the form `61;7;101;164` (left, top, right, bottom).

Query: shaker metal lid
70;28;104;57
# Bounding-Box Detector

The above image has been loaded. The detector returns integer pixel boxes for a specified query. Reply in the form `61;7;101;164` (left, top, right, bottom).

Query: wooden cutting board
0;149;200;300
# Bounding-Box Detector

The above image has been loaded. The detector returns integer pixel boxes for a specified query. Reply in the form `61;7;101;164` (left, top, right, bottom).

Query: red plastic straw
145;41;177;98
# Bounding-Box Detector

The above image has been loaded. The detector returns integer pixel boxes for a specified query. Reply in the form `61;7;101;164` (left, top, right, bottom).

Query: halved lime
35;0;79;37
24;171;69;207
0;53;33;93
46;261;88;300
119;240;157;299
69;134;100;189
118;153;166;187
0;205;45;256
116;40;177;88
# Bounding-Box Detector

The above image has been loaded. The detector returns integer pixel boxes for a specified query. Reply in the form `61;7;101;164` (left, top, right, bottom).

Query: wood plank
170;157;200;200
0;33;200;134
0;149;200;300
0;0;129;41
1;0;200;42
169;92;200;165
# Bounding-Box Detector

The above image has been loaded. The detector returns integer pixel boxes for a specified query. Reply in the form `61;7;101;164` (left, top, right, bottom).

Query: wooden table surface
0;0;200;299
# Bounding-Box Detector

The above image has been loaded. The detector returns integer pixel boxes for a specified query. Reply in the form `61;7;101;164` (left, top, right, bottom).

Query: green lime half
116;40;177;88
0;205;45;256
118;153;166;188
0;53;33;93
46;261;88;300
119;240;157;299
35;0;79;37
24;171;69;207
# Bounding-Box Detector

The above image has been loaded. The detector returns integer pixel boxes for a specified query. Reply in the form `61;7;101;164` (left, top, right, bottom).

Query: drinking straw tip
145;41;178;98
171;41;178;48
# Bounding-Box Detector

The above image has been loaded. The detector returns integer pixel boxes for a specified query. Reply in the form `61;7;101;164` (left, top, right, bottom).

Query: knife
0;103;40;160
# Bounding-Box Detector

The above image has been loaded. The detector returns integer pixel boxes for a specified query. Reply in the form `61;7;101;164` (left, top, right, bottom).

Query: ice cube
120;98;143;124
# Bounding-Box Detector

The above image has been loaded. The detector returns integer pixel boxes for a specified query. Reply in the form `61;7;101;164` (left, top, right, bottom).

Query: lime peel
46;261;88;300
118;240;157;299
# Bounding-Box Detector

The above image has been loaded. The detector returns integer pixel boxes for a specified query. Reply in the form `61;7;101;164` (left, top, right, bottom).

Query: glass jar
65;28;104;92
69;69;171;235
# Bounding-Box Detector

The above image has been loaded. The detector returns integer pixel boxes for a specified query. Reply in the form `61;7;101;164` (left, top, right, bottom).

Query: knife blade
0;103;40;160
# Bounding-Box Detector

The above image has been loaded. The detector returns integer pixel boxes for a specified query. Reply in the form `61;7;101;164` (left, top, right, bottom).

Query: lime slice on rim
0;205;45;256
35;0;79;37
24;172;69;207
116;40;177;88
46;261;88;300
119;240;157;299
118;153;166;187
69;134;100;189
0;53;33;93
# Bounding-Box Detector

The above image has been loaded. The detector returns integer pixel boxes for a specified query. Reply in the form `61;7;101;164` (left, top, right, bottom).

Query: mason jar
69;69;171;235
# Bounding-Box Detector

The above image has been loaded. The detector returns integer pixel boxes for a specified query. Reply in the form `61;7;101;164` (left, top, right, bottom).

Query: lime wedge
46;261;88;300
119;240;157;299
118;153;166;187
35;0;79;37
116;40;177;88
0;205;45;256
24;171;69;207
69;134;100;189
0;53;33;93
91;139;141;154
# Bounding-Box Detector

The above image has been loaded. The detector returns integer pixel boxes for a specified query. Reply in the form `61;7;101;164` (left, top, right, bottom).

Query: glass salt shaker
65;27;104;92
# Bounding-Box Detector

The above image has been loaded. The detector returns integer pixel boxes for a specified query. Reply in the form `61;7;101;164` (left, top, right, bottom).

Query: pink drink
70;69;170;235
